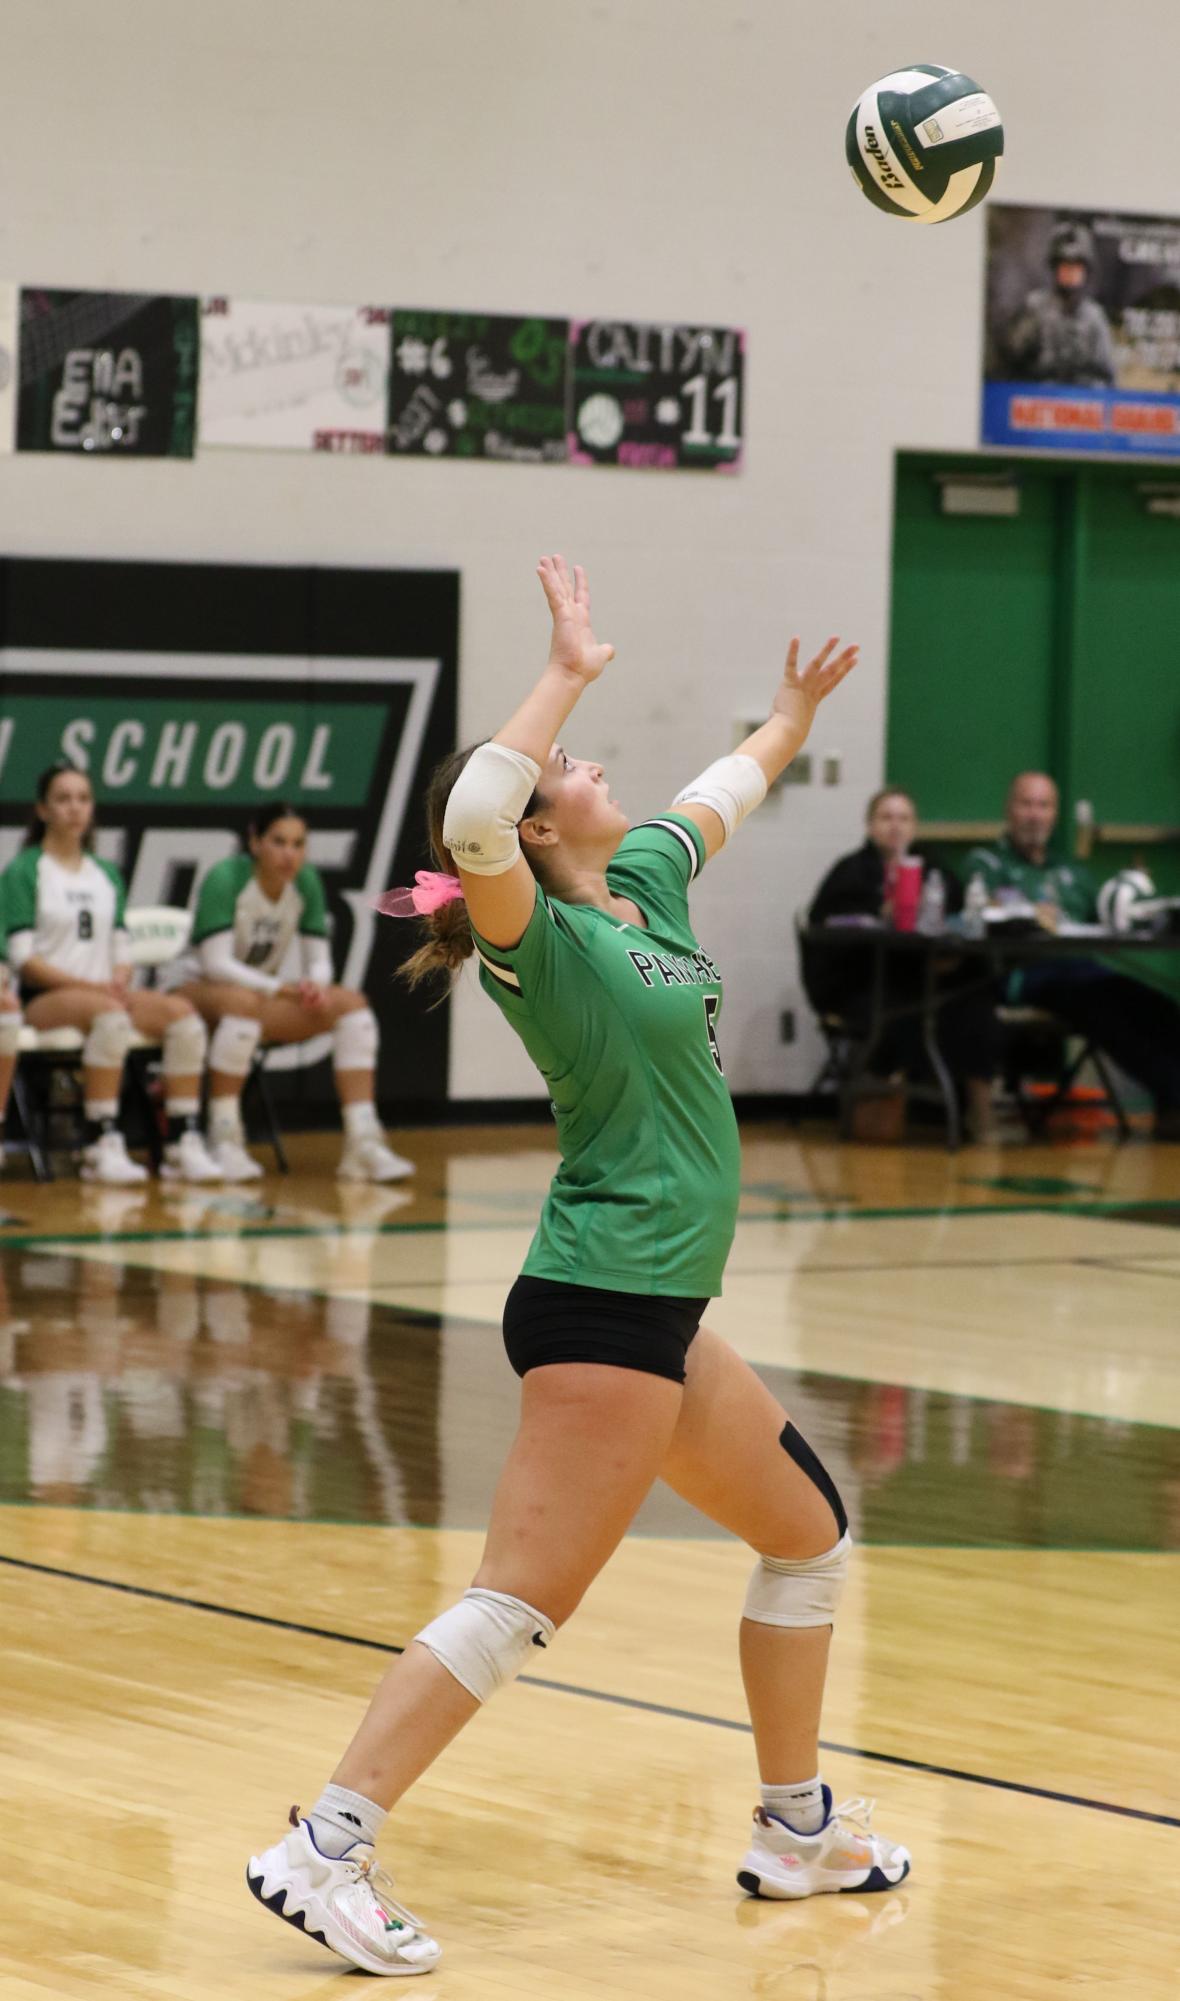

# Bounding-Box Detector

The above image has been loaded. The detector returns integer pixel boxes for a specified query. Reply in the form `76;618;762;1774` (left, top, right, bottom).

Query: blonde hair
399;744;543;993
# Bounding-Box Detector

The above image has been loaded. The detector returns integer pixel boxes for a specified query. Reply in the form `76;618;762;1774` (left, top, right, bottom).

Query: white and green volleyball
846;66;1003;224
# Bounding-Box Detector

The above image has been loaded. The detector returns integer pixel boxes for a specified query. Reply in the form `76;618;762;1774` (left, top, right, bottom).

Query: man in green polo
966;773;1180;1140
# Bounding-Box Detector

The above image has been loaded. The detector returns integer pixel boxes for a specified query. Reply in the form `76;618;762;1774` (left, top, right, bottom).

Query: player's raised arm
443;556;615;949
672;634;858;862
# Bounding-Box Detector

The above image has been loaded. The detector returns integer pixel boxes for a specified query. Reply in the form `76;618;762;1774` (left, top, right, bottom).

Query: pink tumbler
890;857;923;932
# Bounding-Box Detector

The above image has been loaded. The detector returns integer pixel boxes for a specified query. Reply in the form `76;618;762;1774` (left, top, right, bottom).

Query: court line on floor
2;1548;1176;1831
4;1194;1180;1252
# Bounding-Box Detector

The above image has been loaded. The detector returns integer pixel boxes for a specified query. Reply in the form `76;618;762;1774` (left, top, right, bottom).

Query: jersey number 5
702;993;724;1076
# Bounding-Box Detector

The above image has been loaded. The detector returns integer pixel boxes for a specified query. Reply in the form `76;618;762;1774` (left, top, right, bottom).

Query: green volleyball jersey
473;813;741;1298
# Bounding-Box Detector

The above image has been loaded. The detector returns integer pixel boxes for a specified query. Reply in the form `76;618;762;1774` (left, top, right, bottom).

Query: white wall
1;1;1176;1097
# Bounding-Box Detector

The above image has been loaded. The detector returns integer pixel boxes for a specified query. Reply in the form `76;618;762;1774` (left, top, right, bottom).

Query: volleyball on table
846;66;1003;223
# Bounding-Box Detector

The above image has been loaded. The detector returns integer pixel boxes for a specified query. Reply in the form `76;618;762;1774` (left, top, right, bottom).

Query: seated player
163;802;412;1183
805;786;1002;1142
1;763;221;1185
966;773;1180;1141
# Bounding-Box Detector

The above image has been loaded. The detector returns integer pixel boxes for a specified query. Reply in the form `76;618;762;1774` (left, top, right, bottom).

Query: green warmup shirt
473;813;741;1299
963;835;1098;922
165;853;331;993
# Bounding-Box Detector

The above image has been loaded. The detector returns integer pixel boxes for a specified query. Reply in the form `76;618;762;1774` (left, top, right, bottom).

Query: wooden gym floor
1;1120;1178;1998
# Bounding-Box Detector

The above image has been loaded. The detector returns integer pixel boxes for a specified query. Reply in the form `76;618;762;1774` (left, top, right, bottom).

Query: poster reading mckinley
17;289;199;456
982;204;1180;455
199;299;391;453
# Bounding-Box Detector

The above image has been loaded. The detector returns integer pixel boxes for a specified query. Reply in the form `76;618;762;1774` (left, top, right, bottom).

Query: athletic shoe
159;1130;224;1183
79;1131;149;1186
737;1790;911;1900
247;1809;441;1977
210;1137;265;1182
337;1137;415;1183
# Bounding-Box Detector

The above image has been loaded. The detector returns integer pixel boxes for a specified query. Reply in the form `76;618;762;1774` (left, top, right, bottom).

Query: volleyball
846;66;1003;224
1097;869;1157;933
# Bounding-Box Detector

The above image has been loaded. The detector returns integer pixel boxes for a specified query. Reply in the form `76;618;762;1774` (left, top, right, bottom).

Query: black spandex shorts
503;1275;708;1385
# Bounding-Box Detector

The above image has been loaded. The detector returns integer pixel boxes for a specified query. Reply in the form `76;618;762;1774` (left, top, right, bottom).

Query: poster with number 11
569;320;744;470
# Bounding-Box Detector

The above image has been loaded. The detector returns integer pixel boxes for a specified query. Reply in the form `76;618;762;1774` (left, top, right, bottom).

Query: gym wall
0;0;1175;1099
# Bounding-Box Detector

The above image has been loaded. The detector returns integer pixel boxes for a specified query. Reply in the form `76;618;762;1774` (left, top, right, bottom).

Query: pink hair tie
373;870;466;919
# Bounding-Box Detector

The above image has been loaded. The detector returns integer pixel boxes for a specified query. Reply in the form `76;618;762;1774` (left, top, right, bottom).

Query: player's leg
661;1325;910;1899
260;985;414;1183
24;987;147;1184
125;990;221;1182
0;992;21;1160
177;981;266;1180
248;1352;682;1973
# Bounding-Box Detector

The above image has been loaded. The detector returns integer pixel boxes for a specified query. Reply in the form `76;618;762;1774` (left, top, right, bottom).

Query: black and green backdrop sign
569;319;745;470
388;309;569;462
17;289;199;457
0;557;458;1110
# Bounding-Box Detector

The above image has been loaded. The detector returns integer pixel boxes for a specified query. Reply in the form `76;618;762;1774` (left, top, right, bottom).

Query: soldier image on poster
982;203;1180;453
999;221;1115;387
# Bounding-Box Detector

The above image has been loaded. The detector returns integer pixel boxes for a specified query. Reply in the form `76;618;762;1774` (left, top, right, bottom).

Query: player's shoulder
202;852;253;895
613;813;705;881
294;861;324;897
93;854;126;893
1;844;41;888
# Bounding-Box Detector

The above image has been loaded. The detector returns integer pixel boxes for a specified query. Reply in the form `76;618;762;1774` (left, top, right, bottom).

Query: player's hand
771;635;859;732
538;555;615;685
281;980;328;1009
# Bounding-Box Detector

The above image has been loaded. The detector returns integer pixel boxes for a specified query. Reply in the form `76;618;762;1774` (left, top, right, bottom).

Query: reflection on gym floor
3;1245;1176;1550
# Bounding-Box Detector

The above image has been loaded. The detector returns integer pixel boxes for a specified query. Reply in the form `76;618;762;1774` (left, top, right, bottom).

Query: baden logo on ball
847;65;1004;224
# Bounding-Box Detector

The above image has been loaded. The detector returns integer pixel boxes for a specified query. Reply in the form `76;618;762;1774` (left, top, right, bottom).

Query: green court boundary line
3;1193;1179;1253
1;1549;1175;1832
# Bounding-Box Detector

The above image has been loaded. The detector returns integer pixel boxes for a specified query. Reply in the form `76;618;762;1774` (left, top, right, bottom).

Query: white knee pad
332;1004;378;1073
414;1587;556;1703
162;1010;208;1076
83;1009;133;1070
743;1531;852;1629
0;1009;21;1057
209;1013;262;1077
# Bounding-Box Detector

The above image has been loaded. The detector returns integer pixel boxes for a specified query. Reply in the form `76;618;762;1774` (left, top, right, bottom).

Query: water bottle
963;872;988;941
916;867;946;937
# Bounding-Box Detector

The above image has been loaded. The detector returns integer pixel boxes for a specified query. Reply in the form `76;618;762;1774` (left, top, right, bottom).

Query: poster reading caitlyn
570;321;744;470
17;289;199;457
982;204;1180;455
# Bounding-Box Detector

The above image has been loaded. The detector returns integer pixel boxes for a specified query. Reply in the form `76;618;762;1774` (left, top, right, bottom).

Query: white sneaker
737;1790;911;1900
337;1137;415;1183
210;1137;265;1182
79;1131;149;1186
159;1130;224;1184
247;1810;441;1977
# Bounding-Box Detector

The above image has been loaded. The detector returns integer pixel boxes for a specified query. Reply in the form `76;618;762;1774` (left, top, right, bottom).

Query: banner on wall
199;298;391;453
569;320;744;470
387;309;569;462
17;289;199;456
982;204;1180;455
0;559;458;1108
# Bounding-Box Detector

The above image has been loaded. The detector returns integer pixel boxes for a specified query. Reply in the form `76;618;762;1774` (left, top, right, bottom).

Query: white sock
83;1099;119;1127
209;1099;244;1146
342;1100;381;1142
761;1776;827;1835
305;1783;387;1857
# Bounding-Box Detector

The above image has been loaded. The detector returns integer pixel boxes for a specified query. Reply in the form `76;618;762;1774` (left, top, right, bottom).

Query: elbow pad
443;742;542;877
673;752;767;844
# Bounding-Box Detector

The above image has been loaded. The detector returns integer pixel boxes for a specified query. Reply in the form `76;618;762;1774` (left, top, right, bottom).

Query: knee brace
743;1531;852;1629
332;1004;378;1073
209;1013;262;1077
161;1010;208;1077
414;1587;556;1703
83;1009;133;1070
0;1009;21;1057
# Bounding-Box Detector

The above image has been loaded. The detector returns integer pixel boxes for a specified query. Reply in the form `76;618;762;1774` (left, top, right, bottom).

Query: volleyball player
164;803;412;1183
1;764;220;1186
247;557;909;1975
